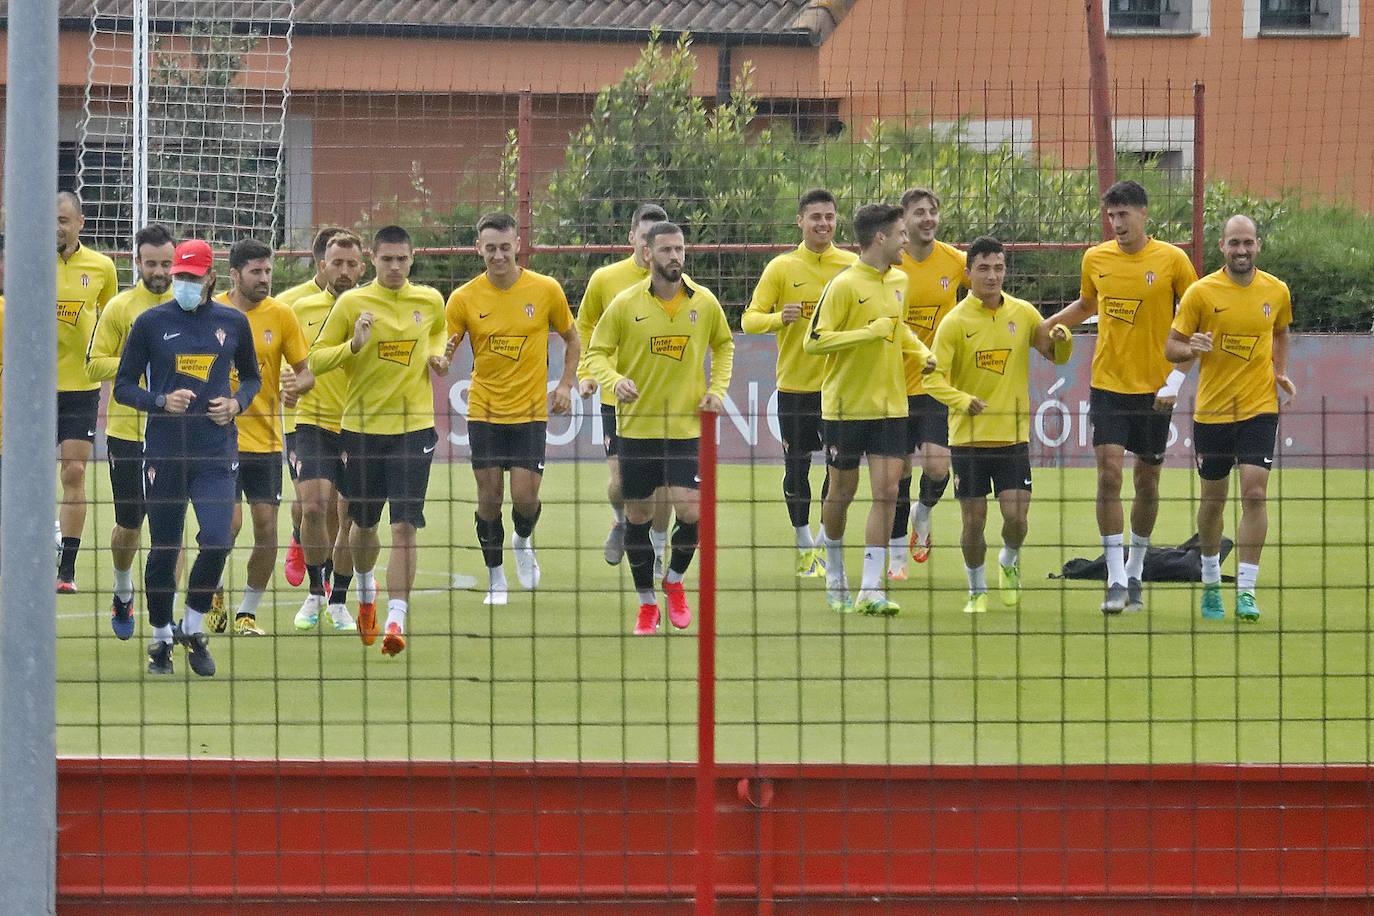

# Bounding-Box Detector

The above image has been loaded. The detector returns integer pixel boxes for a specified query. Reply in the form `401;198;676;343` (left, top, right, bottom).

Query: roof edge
792;0;859;46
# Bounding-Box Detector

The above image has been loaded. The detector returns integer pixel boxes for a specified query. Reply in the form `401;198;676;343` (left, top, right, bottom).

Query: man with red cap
113;239;261;677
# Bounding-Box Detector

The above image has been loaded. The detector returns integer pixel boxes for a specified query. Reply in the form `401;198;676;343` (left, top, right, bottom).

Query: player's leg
650;487;672;581
142;458;189;674
602;404;627;565
1193;420;1234;621
283;430;306;587
911;399;951;562
177;459;238;677
55;390;98;591
992;445;1033;608
952;447;990;613
857;451;904;616
1094;442;1129;612
1232;414;1278;621
470;421;509;603
343;431;387;644
658;440;702;629
1125;456;1163;612
618;439;663;634
105;437;145;638
888;396;922;580
324;492;357;631
234;453;283;636
780;391;824;577
508;422;548;591
294;475;334;626
377;428;437;655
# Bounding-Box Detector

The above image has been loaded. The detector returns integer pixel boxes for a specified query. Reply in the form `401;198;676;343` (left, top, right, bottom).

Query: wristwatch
154;394;167;410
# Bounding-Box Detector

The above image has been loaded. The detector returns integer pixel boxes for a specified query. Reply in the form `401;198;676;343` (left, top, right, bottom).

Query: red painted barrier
58;759;1374;912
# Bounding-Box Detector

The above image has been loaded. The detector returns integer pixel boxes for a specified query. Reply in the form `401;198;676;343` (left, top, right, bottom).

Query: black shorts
342;427;437;529
823;417;907;471
1193;413;1278;481
469;420;547;473
1089;387;1171;465
777;390;823;456
905;394;950;452
618;437;699;502
235;451;283;505
291;424;346;488
105;435;146;530
601;404;619;457
951;443;1033;499
57;389;100;445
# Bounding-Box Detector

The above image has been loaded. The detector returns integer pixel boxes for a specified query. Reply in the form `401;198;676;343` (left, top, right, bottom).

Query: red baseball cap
169;239;214;276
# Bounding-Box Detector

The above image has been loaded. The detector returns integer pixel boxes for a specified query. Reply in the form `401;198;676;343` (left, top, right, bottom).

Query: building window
1107;0;1210;35
1243;0;1359;35
931;119;1034;157
1113;117;1194;179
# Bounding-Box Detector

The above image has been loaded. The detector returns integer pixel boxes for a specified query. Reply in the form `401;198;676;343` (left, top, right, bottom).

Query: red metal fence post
517;88;533;268
1192;81;1206;276
1085;0;1116;239
696;410;718;914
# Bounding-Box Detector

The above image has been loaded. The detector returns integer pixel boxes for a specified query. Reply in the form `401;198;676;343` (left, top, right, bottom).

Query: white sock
1201;553;1222;585
966;564;987;594
513;533;532;551
795;526;814;550
649;528;668;561
113;567;134;603
637;588;657;606
183;608;205;635
386;599;408;629
153;624;174;644
1126;532;1150;581
613;507;626;524
999;545;1020;569
1103;534;1127;587
357;569;377;602
1237;562;1259;592
912;502;933;537
238;586;264;617
861;546;886;592
664;568;684;585
488;565;508;589
820;527;845;583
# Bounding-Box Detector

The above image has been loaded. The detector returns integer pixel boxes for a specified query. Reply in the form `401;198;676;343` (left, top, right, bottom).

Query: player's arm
96;257;119;312
281;313;314;404
701;300;735;413
802;281;890;354
1166;288;1208;363
426;294;454;377
112;316;159;412
550;289;580;414
308;297;358;375
919;320;978;414
740;259;785;334
583;303;628;398
1273;291;1295;402
1041;252;1100;334
899;323;935;371
1032;313;1072;364
229;316;262;414
574;276;604;395
84;301;126;381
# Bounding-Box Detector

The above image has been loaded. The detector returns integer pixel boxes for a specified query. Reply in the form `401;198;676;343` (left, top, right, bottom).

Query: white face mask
172;277;204;311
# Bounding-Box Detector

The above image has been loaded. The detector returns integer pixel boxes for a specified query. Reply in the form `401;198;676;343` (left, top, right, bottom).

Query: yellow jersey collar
59;241;84;264
795;242;845;264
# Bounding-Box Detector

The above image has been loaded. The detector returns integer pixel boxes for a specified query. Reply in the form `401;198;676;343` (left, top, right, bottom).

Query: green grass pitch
54;461;1372;765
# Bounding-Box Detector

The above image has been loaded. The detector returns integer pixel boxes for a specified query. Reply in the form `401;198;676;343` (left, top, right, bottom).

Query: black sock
475;512;505;568
331;572;352;607
625;521;655;591
512;503;542;539
292;526;301;544
323;559;333;581
782;452;813;529
918;472;949;508
58;537;80;580
669;520;699;576
892;475;913;539
306;562;325;595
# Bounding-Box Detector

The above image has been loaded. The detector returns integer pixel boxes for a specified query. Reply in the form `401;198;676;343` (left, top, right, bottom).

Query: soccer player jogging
742;188;857;578
1165;215;1293;623
278;225;348;588
208;239;314;636
113;239;261;676
309;225;452;656
583;222;734;635
575;204;673;574
55;190;120;592
447;212;580;605
85;224;176;638
1042;180;1198;614
802;203;935;617
922;236;1072;614
290;231;366;633
889;187;965;580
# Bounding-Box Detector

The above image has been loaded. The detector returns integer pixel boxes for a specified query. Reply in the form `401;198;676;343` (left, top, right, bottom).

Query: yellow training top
290;289;350;434
85;281;173;443
922;292;1044;447
57;243;119;392
1171;268;1292;423
742;242;858;394
276;277;326;308
802;260;931;422
896;242;966;396
1081;238;1198;394
309;279;447;435
583;275;734;440
217;293;309;454
278;278;326;434
447;268;575;424
576;255;649;407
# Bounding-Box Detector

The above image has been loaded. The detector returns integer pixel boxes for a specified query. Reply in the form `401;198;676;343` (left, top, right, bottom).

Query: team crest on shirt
524;304;535;319
688;310;698;325
81;274;90;288
1145;271;1156;286
412;310;423;325
215;328;226;347
894;289;903;303
1007;321;1017;335
1263;302;1272;317
940;276;951;291
264;330;273;345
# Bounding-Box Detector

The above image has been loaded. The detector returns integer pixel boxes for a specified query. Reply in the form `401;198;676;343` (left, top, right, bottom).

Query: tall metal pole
1085;0;1116;240
694;410;718;914
1191;82;1207;276
132;0;150;233
0;0;61;911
